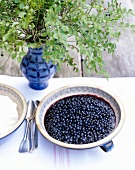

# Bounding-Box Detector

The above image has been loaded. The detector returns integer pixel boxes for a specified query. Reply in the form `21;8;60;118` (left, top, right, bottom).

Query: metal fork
29;100;40;152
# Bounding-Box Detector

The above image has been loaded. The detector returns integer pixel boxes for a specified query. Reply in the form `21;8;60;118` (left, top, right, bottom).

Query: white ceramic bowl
36;84;125;151
0;83;27;139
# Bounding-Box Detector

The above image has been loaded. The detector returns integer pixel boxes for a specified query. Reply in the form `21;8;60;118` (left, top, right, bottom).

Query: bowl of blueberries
35;84;125;152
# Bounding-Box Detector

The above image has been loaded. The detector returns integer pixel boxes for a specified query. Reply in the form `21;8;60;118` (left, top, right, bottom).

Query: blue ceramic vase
20;47;57;90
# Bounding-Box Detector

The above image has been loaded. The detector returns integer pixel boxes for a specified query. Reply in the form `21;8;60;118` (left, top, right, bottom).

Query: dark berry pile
44;94;116;144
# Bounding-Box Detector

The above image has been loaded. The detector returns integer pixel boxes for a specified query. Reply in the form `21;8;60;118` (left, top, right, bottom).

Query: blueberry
44;94;116;144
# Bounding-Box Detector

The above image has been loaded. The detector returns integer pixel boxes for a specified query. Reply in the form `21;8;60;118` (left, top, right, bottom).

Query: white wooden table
0;75;135;170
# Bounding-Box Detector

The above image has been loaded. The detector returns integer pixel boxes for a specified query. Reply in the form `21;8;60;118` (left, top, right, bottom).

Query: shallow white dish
0;83;27;139
36;84;125;151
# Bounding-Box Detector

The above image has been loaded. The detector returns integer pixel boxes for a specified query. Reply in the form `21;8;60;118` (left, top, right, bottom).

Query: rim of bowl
0;83;27;139
36;84;126;149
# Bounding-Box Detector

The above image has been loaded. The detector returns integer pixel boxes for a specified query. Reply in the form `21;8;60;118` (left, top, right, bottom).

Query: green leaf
68;58;74;65
130;25;135;29
125;23;130;27
19;3;25;9
120;22;124;27
12;22;19;27
19;12;26;18
123;7;127;13
19;51;26;56
12;53;17;59
15;0;20;3
17;56;22;63
3;34;9;41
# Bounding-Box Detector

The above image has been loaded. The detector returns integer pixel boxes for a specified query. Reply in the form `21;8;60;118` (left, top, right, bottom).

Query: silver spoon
18;100;35;153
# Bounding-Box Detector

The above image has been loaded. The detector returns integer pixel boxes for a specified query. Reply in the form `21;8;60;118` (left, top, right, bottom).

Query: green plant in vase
0;0;135;87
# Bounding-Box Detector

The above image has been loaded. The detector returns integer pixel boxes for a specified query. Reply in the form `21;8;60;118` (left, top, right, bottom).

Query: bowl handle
100;140;114;152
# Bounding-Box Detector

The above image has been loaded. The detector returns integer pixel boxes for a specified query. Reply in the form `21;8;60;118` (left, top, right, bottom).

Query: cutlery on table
18;100;35;153
33;100;40;149
29;100;40;152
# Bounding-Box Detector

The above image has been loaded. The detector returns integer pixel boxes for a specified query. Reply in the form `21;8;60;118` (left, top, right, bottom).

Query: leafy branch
0;0;135;77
